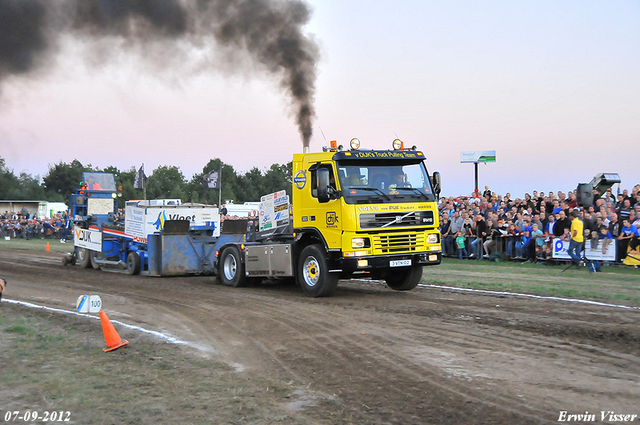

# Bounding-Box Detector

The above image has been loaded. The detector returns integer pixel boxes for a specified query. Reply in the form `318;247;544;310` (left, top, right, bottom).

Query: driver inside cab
389;172;408;194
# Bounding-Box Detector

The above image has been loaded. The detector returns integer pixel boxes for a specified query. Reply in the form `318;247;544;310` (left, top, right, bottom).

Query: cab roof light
392;139;403;150
323;140;343;152
350;138;361;150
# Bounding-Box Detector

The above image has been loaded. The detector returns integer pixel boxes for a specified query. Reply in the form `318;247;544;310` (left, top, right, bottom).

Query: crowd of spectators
439;184;640;265
1;211;69;241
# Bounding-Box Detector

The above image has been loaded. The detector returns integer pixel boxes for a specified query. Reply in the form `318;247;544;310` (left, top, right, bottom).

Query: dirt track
2;248;640;424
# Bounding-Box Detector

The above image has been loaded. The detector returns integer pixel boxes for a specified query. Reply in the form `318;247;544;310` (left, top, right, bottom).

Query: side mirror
317;168;330;203
432;171;442;196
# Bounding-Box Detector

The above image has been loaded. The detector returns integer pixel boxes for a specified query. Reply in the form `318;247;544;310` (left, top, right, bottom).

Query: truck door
305;163;342;250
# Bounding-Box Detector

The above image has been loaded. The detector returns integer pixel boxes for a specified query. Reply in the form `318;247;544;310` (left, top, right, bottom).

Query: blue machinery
63;172;245;276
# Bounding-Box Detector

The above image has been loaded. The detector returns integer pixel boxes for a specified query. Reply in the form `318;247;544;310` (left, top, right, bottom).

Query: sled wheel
126;252;141;275
77;248;92;269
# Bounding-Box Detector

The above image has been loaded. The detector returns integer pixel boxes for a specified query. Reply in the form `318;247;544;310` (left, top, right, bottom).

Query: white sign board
73;226;103;252
552;239;616;262
259;191;289;231
460;150;496;163
87;198;115;216
77;295;102;313
125;205;221;243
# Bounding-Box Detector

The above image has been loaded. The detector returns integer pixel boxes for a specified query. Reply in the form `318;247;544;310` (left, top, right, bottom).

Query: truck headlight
427;234;439;244
351;237;370;249
352;238;365;249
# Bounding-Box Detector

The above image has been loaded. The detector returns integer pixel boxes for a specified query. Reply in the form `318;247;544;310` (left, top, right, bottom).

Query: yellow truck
217;138;442;297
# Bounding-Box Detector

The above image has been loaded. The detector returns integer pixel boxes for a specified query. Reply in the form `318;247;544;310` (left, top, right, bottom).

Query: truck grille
359;211;434;229
373;233;425;253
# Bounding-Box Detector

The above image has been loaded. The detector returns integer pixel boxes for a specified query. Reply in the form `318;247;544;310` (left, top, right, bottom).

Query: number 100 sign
77;295;102;313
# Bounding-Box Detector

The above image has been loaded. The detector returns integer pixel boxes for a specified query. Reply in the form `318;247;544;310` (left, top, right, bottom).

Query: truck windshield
82;172;117;191
336;160;436;204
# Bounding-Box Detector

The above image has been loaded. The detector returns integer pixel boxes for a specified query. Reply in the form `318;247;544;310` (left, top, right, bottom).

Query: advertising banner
552;239;616;262
125;205;221;242
259;191;289;231
73;226;102;252
460;151;496;163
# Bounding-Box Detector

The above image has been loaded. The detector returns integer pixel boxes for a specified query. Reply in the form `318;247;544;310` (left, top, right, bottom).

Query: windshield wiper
346;186;391;201
395;187;429;198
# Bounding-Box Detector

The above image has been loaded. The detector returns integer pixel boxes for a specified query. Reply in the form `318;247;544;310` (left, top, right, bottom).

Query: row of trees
0;157;292;208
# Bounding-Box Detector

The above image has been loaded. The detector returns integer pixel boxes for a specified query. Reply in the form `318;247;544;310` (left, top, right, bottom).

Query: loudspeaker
576;183;593;207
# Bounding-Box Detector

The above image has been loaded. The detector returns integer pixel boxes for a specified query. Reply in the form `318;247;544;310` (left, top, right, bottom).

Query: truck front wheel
298;245;338;297
385;265;422;291
219;247;247;287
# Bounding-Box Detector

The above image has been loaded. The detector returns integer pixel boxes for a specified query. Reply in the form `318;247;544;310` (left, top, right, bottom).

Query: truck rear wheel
298;244;338;297
385;264;422;291
219;246;247;287
126;252;141;275
77;248;92;269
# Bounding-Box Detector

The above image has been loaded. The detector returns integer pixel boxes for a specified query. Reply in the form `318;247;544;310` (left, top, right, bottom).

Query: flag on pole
134;165;147;189
202;168;221;189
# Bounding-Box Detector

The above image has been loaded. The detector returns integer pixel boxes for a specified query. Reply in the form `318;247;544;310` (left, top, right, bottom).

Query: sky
0;0;638;199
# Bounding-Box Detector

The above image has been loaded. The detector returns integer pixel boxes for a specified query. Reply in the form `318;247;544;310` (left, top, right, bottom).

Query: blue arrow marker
77;295;87;312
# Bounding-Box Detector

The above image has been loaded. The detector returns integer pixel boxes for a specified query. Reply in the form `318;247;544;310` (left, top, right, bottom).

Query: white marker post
77;295;102;347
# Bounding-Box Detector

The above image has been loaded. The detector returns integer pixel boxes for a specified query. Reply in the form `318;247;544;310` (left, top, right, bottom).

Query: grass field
0;304;315;425
425;257;640;306
0;237;71;254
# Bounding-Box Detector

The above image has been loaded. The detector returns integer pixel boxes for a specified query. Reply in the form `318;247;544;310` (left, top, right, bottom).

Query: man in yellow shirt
568;210;584;267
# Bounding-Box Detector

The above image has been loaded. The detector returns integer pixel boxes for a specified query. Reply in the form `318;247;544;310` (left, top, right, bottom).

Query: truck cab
291;139;441;294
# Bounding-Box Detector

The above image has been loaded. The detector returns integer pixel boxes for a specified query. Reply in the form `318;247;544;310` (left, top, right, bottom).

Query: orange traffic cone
45;242;50;252
99;311;129;352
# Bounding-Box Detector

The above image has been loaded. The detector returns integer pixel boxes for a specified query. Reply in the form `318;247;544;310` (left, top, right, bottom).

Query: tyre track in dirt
2;249;640;424
186;288;550;422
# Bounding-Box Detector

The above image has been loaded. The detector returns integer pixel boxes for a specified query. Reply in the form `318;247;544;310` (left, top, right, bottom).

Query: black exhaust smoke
0;0;319;146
